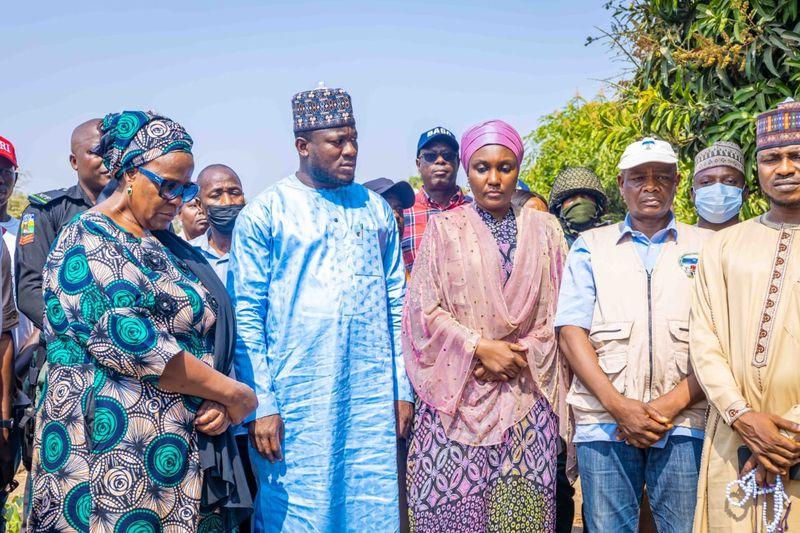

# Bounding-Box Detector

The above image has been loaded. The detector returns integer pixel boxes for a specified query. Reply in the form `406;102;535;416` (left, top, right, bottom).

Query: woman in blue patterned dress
29;111;257;532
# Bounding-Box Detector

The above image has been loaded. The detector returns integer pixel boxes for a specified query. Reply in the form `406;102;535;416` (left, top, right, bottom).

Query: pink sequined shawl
402;204;570;447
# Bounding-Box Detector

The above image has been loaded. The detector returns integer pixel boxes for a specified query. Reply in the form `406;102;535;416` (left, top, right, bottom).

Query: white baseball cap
618;137;678;170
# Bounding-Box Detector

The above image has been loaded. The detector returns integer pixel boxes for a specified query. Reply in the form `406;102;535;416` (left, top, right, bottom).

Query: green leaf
719;110;751;123
777;29;800;43
733;86;757;104
756;92;767;111
764;48;782;77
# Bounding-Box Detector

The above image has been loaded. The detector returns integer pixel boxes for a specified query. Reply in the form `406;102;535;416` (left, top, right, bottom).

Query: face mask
205;204;245;234
694;182;742;224
561;198;598;229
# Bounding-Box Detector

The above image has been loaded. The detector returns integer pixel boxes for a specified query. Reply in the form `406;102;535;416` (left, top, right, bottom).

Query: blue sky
1;1;622;195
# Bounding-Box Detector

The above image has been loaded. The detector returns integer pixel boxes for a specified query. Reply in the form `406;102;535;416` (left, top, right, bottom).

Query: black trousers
235;433;257;533
555;439;576;533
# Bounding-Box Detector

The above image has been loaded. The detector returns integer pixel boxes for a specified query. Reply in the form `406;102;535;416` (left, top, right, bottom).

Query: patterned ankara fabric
29;212;223;532
401;187;471;273
292;86;355;133
548;167;607;213
229;175;412;532
693;140;745;176
757;98;800;151
407;395;558;532
473;204;517;284
94;110;193;178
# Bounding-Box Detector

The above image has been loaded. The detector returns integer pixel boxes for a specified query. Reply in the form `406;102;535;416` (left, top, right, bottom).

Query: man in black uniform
16;118;109;329
14;118;109;482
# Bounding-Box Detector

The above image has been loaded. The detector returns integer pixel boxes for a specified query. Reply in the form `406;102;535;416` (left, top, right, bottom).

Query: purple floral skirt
406;395;558;532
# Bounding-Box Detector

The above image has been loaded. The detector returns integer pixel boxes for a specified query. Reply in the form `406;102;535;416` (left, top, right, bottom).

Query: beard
765;191;800;209
309;164;355;187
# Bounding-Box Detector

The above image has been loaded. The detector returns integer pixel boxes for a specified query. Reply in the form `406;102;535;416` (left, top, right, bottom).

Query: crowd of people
0;86;798;533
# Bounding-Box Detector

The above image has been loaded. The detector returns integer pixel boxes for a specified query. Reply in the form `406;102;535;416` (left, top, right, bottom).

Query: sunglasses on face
137;167;199;203
419;151;457;164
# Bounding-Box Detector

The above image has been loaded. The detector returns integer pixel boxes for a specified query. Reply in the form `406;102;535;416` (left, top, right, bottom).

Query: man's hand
739;454;778;486
395;401;414;440
647;391;683;423
195;400;230;436
609;397;671;448
732;411;800;475
249;414;284;463
474;339;528;381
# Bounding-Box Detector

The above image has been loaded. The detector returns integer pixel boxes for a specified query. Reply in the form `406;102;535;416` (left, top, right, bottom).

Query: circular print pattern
114;508;162;533
105;280;141;308
64;482;91;533
58;246;92;294
145;434;190;487
177;283;203;324
45;290;69;334
80;287;110;326
108;314;157;355
92;396;129;454
115;114;143;140
41;421;71;473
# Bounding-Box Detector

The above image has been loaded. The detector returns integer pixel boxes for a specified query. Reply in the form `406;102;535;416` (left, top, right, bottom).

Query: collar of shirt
189;229;228;261
419;187;470;210
70;183;95;207
618;212;677;246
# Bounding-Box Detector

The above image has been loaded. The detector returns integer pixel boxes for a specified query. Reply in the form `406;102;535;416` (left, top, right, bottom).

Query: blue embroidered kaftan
228;174;413;532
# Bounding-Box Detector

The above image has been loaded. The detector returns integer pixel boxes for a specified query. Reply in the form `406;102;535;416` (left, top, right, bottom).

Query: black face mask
205;204;245;234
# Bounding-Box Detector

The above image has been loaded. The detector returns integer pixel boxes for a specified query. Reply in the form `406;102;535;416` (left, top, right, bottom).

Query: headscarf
94;111;193;178
460;119;524;172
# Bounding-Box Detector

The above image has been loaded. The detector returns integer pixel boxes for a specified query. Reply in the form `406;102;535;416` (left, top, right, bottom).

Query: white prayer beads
726;470;790;533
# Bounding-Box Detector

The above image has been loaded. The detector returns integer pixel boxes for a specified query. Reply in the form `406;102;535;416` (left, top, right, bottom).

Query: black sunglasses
419;151;457;164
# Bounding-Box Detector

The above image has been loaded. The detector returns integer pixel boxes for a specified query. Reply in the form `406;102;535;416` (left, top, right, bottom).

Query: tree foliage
606;0;800;219
519;96;640;221
524;0;800;222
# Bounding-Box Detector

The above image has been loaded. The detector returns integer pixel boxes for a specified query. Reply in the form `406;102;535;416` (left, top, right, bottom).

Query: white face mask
694;182;743;224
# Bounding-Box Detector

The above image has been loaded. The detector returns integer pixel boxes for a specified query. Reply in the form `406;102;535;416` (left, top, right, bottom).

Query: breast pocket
353;227;383;277
344;227;386;318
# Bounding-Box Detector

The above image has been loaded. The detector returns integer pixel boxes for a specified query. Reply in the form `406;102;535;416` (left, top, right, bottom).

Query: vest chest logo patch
679;253;699;277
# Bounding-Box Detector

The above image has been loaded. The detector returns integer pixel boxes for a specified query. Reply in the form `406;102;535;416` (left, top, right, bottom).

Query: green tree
520;95;646;221
599;0;800;219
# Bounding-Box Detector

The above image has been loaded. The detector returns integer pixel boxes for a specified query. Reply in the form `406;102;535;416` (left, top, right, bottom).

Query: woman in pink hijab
402;120;570;532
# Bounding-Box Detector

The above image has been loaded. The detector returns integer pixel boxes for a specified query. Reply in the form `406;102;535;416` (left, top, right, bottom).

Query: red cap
0;136;17;168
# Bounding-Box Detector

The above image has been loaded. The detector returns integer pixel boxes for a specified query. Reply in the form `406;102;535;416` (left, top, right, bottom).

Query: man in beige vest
691;99;800;531
556;138;711;532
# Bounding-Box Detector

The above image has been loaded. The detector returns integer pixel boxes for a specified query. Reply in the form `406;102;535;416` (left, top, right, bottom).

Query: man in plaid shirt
402;126;471;273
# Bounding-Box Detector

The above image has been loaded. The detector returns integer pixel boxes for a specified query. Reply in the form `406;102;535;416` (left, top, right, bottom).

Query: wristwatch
0;419;14;429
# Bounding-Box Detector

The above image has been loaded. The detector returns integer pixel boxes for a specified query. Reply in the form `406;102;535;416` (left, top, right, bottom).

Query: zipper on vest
646;270;654;401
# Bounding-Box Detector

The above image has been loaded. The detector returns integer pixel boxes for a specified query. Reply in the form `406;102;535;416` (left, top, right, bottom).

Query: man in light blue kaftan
228;86;414;532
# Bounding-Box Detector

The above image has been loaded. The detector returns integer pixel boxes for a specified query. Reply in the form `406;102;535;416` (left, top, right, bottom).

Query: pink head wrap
460;119;524;172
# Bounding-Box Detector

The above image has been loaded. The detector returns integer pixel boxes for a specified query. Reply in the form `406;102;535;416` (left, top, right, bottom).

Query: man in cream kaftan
691;99;800;531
